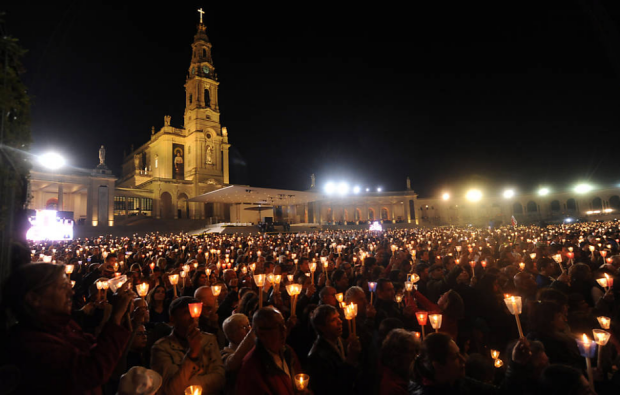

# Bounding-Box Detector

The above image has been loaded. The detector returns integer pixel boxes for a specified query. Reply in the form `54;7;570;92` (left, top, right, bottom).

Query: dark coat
237;341;302;395
5;318;131;395
306;336;358;395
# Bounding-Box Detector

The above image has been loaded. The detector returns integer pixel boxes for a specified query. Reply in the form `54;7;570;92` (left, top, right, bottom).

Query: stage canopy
188;185;320;206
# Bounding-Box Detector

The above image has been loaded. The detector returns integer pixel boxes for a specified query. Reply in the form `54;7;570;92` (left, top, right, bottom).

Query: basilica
26;14;620;231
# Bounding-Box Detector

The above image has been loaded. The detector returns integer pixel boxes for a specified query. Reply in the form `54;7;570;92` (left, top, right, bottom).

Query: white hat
117;366;162;395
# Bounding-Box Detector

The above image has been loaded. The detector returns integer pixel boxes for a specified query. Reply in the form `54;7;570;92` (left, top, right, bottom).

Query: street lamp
442;192;450;201
503;189;515;199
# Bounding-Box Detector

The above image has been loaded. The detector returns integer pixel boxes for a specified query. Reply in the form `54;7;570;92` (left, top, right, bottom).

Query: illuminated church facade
115;21;231;222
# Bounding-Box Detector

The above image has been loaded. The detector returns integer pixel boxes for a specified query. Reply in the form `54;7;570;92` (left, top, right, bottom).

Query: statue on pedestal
99;145;106;165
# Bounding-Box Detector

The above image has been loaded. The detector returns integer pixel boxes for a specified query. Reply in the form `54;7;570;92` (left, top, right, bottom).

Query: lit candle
503;295;524;338
368;282;377;305
254;274;265;308
169;274;179;297
519;262;525;271
184;385;202;395
294;374;310;391
189;302;203;320
597;316;611;330
596;277;609;291
592;329;611;369
416;311;428;339
65;265;74;274
494;359;503;368
136;282;149;298
491;350;500;359
429;313;442;332
576;333;596;389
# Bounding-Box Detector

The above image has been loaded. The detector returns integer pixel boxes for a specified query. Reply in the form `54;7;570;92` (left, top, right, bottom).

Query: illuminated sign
369;221;383;232
26;210;74;241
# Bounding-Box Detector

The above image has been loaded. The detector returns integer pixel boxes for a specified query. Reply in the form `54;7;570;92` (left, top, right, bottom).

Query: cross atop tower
198;8;205;24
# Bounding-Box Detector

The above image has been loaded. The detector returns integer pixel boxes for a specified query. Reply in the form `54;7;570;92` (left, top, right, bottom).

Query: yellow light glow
465;189;483;202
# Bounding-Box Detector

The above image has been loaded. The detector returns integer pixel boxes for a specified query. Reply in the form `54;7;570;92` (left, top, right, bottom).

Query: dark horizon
4;1;620;198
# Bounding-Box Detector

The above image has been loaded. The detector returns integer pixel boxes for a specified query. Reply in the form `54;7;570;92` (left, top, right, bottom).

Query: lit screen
369;221;383;231
26;210;74;241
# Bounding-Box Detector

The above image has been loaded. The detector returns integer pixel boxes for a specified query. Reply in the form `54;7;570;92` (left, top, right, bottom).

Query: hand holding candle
503;295;524;338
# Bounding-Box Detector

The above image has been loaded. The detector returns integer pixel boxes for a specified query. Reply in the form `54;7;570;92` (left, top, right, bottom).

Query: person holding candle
221;314;256;395
307;304;361;395
237;307;302;395
194;286;226;348
536;257;558;289
150;296;225;395
526;300;584;369
2;262;134;394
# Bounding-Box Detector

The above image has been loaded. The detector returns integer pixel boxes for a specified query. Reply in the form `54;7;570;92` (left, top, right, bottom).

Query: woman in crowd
1;263;134;394
146;285;169;324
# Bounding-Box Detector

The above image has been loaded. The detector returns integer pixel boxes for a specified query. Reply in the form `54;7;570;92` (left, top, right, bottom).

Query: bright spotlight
574;184;593;194
365;188;370;192
442;192;450;201
503;189;515;199
377;187;382;192
337;182;349;195
38;152;66;170
465;189;483;202
353;186;361;194
324;182;336;195
538;187;550;196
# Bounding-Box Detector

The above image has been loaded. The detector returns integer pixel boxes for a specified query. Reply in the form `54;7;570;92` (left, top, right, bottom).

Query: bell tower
184;9;229;185
184;19;220;129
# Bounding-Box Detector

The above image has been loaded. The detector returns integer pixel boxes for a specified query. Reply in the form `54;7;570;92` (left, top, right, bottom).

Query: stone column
58;183;64;211
222;144;231;185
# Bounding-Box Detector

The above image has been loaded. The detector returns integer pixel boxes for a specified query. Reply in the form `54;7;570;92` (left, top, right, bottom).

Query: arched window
202;48;207;58
592;197;602;210
566;198;577;211
381;208;389;220
368;208;375;221
527;201;538;213
189;94;193;104
610;196;620;210
513;202;523;215
550;200;561;212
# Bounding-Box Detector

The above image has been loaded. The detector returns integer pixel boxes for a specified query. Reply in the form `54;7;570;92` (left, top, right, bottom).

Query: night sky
4;1;620;198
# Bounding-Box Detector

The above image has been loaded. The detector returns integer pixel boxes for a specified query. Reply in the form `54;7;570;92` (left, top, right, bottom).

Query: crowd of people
1;220;620;394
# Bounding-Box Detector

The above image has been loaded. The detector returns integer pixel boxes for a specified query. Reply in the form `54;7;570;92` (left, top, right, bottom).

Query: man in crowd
151;296;225;394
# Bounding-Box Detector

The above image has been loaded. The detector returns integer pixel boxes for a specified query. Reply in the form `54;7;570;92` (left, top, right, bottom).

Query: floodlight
538;188;550;196
337;182;349;195
442;192;450;201
324;182;336;195
353;186;361;194
38;153;66;170
503;189;515;199
574;184;593;194
465;189;482;202
377;187;382;192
